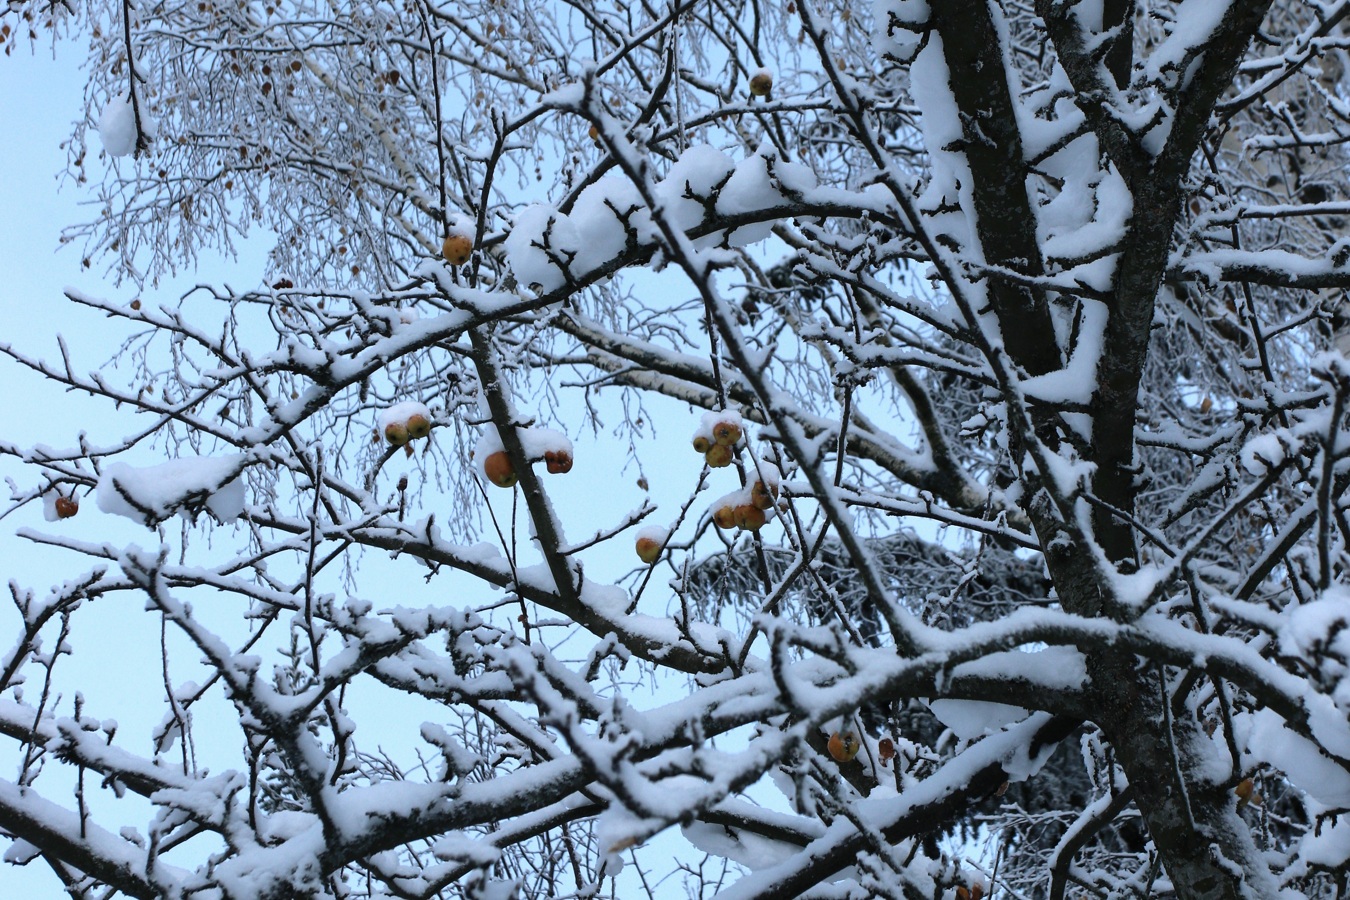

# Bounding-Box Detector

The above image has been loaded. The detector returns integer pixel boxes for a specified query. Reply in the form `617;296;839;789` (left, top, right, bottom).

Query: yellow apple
735;504;766;531
442;233;473;266
712;420;742;447
705;444;733;468
406;412;432;440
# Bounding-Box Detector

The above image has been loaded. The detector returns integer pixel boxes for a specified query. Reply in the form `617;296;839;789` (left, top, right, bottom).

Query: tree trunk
1089;651;1278;900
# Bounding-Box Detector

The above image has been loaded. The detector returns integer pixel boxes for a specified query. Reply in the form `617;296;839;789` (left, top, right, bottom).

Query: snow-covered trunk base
1090;651;1277;900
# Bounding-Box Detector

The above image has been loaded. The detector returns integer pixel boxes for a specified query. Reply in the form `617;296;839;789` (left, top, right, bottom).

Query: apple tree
4;0;1350;898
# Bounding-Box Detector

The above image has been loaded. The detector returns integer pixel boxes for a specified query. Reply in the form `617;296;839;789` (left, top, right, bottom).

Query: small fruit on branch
749;68;773;98
705;444;733;468
381;401;434;446
734;504;766;532
405;412;432;440
827;731;860;762
442;232;473;266
693;408;742;460
712;419;742;447
483;451;517;488
749;463;781;510
635;526;667;564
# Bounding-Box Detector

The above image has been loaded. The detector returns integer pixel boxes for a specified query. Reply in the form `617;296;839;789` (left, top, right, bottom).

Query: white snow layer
379;400;432;431
96;456;247;526
98;94;153;157
504;143;827;291
926;699;1030;741
872;0;929;61
1240;708;1350;808
635;524;669;543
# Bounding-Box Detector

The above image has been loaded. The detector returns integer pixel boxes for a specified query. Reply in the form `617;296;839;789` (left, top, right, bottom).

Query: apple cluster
692;409;743;468
692;410;784;534
476;426;575;489
709;460;780;534
380;401;434;448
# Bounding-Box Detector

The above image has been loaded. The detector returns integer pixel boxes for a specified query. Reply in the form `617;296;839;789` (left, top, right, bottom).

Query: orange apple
827;731;859;762
55;496;79;519
635;535;662;563
442;233;473;266
750;479;777;510
713;505;738;529
692;435;713;454
483;450;517;487
1235;777;1261;809
735;504;766;531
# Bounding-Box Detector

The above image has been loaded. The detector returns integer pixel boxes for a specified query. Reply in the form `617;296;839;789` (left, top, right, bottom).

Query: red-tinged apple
827;731;859;762
635;535;661;564
712;420;742;447
735;504;766;531
483;450;517;487
751;479;777;510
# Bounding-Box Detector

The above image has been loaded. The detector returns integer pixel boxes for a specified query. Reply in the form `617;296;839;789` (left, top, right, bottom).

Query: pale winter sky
2;43;119;898
1;44;283;896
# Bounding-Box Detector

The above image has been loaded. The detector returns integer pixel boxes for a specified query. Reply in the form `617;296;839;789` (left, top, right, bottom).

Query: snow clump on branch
95;455;247;526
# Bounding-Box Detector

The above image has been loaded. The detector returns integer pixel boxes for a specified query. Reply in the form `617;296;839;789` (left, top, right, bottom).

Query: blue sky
0;44;263;896
2;42;106;897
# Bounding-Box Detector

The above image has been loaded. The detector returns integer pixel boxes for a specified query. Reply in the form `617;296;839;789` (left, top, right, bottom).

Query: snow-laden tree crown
4;0;1350;898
